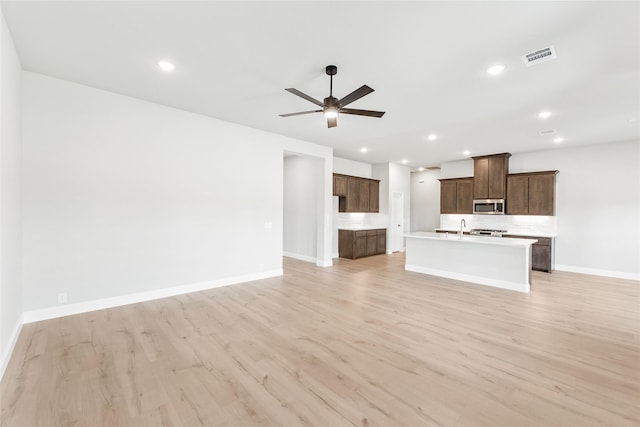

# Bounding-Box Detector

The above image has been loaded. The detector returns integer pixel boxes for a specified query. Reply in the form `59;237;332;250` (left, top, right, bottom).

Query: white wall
440;159;473;179
389;162;411;236
333;156;372;178
20;72;334;314
372;162;410;252
410;169;441;232
283;156;319;262
0;11;23;377
428;141;640;279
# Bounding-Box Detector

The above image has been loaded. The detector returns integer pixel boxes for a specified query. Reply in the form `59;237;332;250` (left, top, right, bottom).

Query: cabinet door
369;181;380;213
473;158;489;199
376;230;386;254
440;180;458;214
338;230;354;259
346;178;361;212
359;180;370;212
488;156;507;199
354;231;367;259
529;174;555;215
333;174;347;196
506;175;529;214
366;231;378;256
457;179;474;214
532;243;551;272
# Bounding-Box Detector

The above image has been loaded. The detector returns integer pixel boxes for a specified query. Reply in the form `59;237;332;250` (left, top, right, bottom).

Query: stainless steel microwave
473;199;505;215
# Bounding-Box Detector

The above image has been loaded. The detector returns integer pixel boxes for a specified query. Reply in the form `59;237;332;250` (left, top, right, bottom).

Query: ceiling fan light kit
280;65;385;128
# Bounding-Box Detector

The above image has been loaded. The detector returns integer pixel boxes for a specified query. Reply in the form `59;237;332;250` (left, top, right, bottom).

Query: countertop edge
406;232;538;247
434;228;557;238
339;227;387;231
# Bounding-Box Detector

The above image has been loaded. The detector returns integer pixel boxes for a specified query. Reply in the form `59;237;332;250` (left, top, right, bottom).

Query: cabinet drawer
355;231;367;238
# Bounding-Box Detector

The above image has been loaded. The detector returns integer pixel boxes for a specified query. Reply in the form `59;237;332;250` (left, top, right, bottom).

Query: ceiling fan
280;65;385;128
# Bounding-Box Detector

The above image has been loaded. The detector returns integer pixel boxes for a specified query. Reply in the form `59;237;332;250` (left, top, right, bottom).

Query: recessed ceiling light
538;111;552;119
418;167;425;171
463;150;471;156
427;133;437;141
157;60;175;72
487;64;505;76
402;159;408;164
553;137;564;143
360;147;368;153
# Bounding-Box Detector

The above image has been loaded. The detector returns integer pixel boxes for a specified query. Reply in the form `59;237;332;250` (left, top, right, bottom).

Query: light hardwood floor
1;253;639;426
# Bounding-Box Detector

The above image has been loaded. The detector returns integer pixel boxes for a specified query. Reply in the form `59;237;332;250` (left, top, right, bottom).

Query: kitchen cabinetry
504;235;553;272
473;153;511;200
339;229;386;259
334;174;380;213
368;180;379;212
439;177;473;214
506;171;558;215
333;174;347;196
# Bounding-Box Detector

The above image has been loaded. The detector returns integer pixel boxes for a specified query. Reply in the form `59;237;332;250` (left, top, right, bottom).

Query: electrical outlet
57;293;67;304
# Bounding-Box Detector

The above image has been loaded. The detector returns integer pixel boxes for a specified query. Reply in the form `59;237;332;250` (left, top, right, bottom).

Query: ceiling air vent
539;129;556;136
522;45;557;67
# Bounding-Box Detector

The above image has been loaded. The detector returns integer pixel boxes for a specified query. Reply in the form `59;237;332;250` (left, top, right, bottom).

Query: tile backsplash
338;212;389;229
440;214;557;235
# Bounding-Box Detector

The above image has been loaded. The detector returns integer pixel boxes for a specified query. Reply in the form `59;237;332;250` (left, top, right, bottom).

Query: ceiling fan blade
279;110;322;117
338;85;374;107
340;108;386;118
327;117;337;128
285;88;323;107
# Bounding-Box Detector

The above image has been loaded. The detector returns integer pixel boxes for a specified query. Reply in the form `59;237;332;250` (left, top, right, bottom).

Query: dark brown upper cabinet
506;171;558;216
439;177;473;214
333;173;380;213
333;174;347;196
472;153;511;200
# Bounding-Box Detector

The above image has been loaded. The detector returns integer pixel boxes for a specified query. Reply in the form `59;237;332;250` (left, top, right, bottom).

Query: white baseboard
0;313;24;381
555;265;640;281
282;252;333;267
22;269;283;324
332;252;339;259
283;252;316;263
316;259;332;267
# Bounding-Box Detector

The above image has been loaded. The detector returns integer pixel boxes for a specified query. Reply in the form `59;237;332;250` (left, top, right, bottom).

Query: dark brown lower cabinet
532;241;551;272
339;229;387;259
504;235;553;272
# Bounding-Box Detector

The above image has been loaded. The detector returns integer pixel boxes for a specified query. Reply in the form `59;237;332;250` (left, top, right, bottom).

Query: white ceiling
2;1;639;168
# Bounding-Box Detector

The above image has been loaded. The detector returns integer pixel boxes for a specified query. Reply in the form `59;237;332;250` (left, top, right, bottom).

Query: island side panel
404;237;531;292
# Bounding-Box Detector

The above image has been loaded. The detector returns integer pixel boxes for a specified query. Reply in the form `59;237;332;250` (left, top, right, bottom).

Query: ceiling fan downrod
326;65;337;98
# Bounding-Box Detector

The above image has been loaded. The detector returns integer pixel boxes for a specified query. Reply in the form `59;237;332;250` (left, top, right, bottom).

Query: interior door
390;192;404;252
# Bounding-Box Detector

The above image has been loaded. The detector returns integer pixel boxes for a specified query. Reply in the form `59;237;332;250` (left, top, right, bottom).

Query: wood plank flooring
2;253;639;426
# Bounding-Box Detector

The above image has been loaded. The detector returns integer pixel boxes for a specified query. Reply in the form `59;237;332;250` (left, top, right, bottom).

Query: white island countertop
404;232;538;292
407;232;538;246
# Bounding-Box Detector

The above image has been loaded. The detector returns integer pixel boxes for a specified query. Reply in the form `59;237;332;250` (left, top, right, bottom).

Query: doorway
390;192;404;252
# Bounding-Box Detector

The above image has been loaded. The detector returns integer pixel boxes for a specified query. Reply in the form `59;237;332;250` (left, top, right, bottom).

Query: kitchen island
404;232;538;292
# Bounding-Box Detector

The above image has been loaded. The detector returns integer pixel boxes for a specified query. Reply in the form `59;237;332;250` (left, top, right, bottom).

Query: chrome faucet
459;218;466;240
